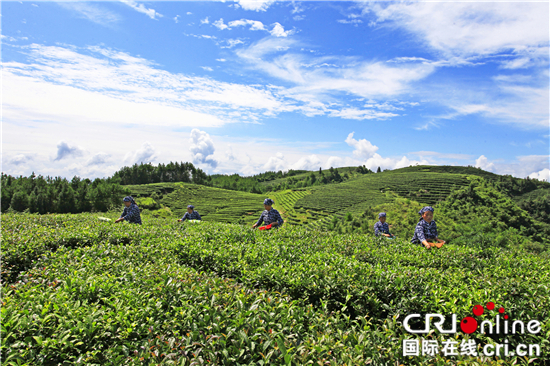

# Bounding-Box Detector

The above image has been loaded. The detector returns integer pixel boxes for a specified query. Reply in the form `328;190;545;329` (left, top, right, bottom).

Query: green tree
10;189;29;212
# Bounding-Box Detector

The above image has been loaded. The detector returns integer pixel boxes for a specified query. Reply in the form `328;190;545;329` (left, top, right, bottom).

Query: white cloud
174;15;180;23
57;2;120;26
344;132;430;171
475;155;549;178
3;44;290;127
216;58;227;62
8;154;33;166
120;0;163;20
414;120;439;131
228;19;266;31
189;129;218;168
474;155;496;172
187;12;192;15
237;37;435;104
529;168;550;182
201;66;214;71
324;156;343;169
290;154;321;170
263;152;286;171
270;22;294;37
86;153;111;166
337;19;363;25
345;132;379;159
235;0;276;12
213;18;229;30
201;16;210;24
124;141;158;165
221;39;245;48
329;108;398;120
363;2;548;67
54;141;85;161
213;18;268;32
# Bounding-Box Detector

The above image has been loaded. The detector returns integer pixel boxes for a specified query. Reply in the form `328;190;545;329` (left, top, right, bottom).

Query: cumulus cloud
228;19;266;31
213;18;229;30
54;141;84;161
86;153;110;166
474;155;496;172
263;152;286;171
290;154;321;170
345;132;379;159
7;154;32;166
235;0;276;12
201;17;210;24
324;156;343;169
201;66;213;71
124;141;157;165
270;22;294;37
344;132;430;171
529;168;550;181
189;129;218;168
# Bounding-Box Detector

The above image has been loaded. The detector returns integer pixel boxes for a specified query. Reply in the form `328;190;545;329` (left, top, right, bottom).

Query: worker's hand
252;224;257;229
115;218;123;223
271;222;278;227
422;240;431;249
178;219;182;222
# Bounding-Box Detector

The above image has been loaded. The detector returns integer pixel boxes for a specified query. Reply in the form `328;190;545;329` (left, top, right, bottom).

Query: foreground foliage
2;214;549;365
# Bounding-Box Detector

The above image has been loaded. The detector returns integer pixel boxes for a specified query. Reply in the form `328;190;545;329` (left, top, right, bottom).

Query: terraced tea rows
128;182;266;224
2;214;548;365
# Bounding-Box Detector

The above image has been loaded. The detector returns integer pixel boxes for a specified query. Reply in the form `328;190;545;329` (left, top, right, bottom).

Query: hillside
127;182;266;224
125;167;550;241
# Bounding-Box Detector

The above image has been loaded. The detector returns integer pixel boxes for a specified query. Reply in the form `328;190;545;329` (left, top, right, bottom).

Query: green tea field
2;213;549;365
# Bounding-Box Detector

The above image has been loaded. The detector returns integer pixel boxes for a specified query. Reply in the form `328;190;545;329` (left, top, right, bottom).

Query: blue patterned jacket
374;221;390;236
256;209;284;227
411;219;438;244
181;211;201;221
120;203;142;225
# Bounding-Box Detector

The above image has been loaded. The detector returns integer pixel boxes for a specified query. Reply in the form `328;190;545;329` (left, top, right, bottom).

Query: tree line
112;162;210;186
1;173;129;214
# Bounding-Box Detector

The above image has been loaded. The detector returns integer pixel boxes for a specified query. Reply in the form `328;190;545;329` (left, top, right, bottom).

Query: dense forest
1;173;129;214
112;162;210;186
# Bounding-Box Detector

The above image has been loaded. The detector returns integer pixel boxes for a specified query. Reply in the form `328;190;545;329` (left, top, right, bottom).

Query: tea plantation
2;213;549;365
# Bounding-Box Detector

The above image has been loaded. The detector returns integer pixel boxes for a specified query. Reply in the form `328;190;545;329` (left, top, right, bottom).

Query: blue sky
2;1;549;180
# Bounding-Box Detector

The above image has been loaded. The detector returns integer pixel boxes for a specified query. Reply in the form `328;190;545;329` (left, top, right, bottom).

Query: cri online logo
404;301;541;335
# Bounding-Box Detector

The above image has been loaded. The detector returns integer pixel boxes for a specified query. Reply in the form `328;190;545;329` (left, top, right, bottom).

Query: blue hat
379;212;386;218
263;198;274;206
418;206;434;215
123;196;136;204
187;205;194;209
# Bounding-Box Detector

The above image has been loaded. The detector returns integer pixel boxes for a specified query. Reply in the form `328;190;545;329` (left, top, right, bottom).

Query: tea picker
410;206;445;249
374;212;395;239
114;196;142;225
252;198;283;230
178;205;201;222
